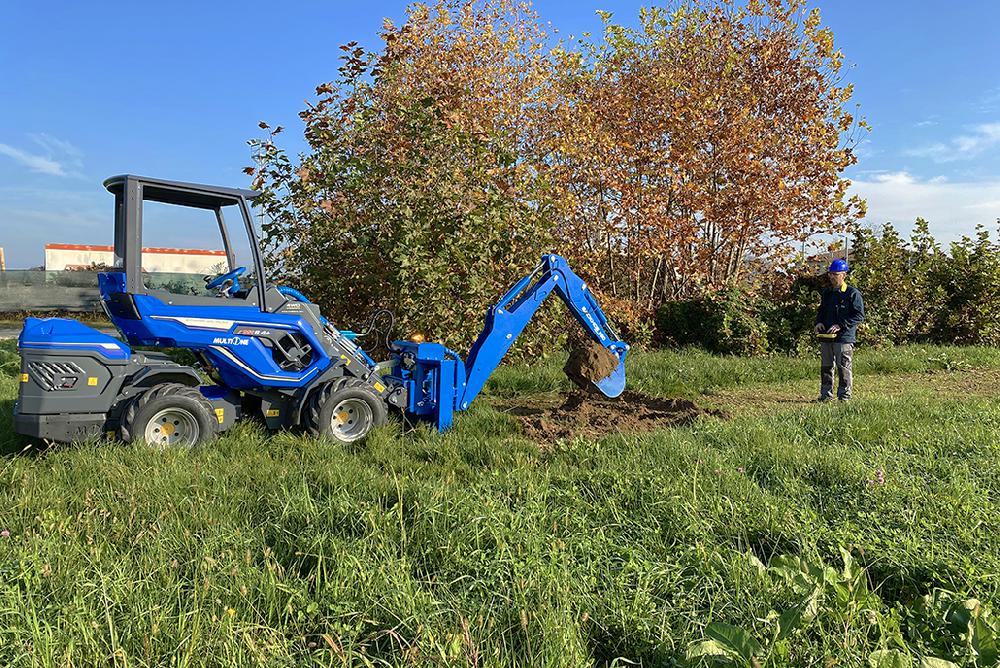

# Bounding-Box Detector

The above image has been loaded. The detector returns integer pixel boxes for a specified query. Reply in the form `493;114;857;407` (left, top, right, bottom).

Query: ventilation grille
28;360;85;391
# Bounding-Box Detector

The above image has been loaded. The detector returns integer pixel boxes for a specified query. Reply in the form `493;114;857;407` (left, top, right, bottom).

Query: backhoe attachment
387;254;629;430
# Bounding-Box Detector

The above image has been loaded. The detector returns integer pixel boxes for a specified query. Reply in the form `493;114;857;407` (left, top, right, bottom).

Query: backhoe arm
460;254;628;408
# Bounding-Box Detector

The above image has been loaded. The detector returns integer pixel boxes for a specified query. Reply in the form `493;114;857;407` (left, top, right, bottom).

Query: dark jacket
816;284;865;343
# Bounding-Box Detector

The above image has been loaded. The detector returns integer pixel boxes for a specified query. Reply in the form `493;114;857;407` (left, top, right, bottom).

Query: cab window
139;196;258;300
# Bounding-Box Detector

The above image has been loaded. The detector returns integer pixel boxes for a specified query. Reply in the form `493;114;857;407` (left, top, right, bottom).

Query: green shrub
654;219;1000;356
928;226;1000;345
762;276;825;355
848;220;947;347
657;287;770;356
845;220;1000;348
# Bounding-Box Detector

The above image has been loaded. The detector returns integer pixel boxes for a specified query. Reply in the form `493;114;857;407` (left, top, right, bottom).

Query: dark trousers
820;342;854;399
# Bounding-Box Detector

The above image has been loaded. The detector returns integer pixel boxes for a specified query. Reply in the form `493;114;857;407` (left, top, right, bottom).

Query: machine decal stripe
149;316;236;330
209;346;319;382
229;320;304;330
21;341;122;350
150;316;301;331
19;341;129;361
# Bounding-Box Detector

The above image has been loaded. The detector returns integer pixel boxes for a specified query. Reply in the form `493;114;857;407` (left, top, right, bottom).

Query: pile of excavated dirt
564;334;621;392
496;390;722;442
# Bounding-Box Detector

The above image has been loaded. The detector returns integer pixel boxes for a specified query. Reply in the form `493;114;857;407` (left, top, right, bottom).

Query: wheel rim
144;407;200;447
329;398;373;442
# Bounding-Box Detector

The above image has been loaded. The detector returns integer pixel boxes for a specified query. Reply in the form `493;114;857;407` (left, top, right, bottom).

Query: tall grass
1;341;999;665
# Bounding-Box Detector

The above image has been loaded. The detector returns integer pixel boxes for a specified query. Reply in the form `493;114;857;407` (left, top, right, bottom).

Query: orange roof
45;243;226;256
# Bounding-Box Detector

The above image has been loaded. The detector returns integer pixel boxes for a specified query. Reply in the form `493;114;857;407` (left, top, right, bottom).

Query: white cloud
852;138;878;160
0;134;84;177
0;143;67;176
976;87;1000;114
851;171;1000;243
29;133;83;159
871;171;915;185
966;200;1000;210
906;122;1000;162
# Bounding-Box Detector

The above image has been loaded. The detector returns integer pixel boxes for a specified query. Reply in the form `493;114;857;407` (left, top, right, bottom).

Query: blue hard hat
828;258;850;273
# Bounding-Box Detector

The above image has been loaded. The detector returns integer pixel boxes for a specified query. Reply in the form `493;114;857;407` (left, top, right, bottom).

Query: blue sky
1;0;999;267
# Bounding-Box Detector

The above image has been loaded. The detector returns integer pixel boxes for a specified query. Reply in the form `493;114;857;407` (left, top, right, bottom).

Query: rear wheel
120;383;217;448
306;378;386;444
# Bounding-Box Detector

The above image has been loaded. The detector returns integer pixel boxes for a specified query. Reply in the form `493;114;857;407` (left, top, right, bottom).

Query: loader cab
97;175;339;392
102;174;267;309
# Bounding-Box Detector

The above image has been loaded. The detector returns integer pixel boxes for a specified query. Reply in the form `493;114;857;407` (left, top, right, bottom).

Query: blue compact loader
14;175;628;446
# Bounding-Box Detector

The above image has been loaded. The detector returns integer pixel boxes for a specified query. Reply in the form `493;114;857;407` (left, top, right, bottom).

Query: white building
44;244;227;274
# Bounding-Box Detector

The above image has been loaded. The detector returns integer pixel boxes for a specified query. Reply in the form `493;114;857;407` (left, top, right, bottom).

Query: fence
0;271;205;312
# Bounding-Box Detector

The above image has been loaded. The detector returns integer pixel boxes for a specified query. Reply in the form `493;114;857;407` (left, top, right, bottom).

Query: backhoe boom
462;254;627;407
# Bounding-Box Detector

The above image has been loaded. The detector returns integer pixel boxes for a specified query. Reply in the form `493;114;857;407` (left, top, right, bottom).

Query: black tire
119;383;218;447
305;377;387;444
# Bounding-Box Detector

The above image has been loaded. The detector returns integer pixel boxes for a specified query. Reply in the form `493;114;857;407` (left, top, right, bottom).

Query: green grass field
1;339;999;666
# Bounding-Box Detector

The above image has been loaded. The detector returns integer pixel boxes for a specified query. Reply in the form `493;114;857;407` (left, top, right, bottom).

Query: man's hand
828;324;841;334
815;324;825;334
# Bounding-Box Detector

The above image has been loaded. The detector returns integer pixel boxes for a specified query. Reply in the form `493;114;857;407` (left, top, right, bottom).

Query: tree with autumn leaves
250;0;865;352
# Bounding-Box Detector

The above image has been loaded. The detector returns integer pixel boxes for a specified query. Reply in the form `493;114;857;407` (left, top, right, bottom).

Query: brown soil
564;334;621;392
496;390;721;442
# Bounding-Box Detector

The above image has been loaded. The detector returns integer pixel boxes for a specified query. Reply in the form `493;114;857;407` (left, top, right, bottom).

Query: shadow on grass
587;620;681;667
0;398;49;457
867;560;957;609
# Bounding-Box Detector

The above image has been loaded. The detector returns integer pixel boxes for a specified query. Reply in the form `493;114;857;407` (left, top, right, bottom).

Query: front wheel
120;383;218;448
306;378;387;444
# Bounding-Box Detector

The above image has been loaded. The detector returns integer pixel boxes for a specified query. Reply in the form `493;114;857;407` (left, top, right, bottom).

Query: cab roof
103;174;260;209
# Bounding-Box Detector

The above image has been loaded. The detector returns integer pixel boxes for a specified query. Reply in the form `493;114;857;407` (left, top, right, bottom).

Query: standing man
815;258;864;401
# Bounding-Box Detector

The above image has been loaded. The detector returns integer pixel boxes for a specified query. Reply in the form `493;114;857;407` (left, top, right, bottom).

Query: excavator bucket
593;352;627;398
